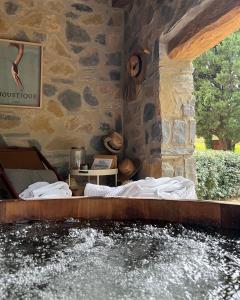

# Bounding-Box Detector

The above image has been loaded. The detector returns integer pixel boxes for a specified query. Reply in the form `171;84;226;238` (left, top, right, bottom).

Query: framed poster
0;39;42;108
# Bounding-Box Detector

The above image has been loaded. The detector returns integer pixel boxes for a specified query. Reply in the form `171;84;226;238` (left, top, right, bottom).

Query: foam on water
0;221;240;300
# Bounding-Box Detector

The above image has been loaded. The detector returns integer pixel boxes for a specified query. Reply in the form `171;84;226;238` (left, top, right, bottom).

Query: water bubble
0;222;240;299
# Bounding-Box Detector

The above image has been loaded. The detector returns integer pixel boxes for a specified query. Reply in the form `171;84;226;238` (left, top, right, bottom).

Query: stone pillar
159;44;196;182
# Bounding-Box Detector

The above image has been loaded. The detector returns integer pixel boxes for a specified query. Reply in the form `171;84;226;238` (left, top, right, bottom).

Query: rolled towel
19;182;49;199
19;181;72;200
32;181;70;198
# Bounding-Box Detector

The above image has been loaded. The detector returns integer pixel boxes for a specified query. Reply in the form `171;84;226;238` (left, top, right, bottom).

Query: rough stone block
71;3;93;12
185;157;196;183
14;31;29;41
58;90;81;111
189;120;196;144
43;84;57;97
47;100;64;118
182;100;195;117
32;32;46;42
95;34;106;45
21;12;43;27
0;19;8;32
71;45;84;54
151;121;161;141
66;21;90;43
83;15;103;25
49;63;75;77
109;70;120;81
162;120;171;144
162;162;174;177
172;120;187;145
161;147;194;156
30;115;54;134
79;53;99;66
83;87;99;106
175;165;184;177
4;1;19;15
143;103;155;123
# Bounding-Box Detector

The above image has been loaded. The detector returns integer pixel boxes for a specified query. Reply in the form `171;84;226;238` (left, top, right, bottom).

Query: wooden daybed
0;147;239;230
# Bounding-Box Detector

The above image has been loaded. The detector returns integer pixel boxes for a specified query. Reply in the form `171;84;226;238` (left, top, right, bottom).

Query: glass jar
70;147;86;170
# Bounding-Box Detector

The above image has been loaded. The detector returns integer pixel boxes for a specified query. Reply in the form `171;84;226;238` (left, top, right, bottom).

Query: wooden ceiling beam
168;0;240;60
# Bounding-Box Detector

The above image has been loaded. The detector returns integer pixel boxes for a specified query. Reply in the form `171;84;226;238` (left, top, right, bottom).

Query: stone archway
122;0;240;182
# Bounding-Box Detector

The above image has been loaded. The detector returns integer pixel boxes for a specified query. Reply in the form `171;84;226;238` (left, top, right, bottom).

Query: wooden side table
69;168;118;187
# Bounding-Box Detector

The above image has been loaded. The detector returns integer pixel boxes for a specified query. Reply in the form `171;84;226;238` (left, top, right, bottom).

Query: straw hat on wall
103;132;123;154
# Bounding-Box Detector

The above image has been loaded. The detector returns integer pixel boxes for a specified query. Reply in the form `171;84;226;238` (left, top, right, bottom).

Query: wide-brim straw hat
103;132;123;154
118;158;141;181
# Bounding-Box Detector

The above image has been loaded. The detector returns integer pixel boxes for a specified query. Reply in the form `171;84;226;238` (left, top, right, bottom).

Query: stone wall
0;0;123;176
123;0;197;181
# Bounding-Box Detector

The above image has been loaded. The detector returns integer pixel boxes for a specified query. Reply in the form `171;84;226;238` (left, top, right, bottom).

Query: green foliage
235;143;240;153
193;31;240;150
194;151;240;200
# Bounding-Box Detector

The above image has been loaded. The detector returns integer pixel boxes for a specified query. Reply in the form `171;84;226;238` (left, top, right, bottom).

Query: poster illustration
0;39;42;108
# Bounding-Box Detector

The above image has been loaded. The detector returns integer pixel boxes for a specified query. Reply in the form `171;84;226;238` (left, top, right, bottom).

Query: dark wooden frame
0;146;62;198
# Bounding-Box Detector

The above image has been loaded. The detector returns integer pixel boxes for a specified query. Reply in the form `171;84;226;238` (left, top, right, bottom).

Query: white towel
84;177;197;200
19;182;49;199
19;181;72;200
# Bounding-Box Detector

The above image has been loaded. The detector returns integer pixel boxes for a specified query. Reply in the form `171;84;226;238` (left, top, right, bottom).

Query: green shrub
194;151;240;200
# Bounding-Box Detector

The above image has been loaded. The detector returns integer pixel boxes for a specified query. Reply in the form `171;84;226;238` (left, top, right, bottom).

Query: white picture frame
91;158;113;170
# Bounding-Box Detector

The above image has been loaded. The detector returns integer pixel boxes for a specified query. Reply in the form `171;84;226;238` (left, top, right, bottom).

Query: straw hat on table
118;158;141;182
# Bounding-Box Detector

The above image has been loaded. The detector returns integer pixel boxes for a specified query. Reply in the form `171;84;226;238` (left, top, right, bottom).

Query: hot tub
0;220;239;299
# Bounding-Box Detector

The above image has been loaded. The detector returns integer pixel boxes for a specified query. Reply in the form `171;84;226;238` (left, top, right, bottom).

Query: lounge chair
0;146;62;199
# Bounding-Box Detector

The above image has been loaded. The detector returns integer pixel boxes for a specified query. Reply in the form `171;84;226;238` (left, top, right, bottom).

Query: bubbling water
0;221;240;300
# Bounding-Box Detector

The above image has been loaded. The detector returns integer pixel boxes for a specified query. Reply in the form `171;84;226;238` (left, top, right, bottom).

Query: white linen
84;176;197;200
19;181;72;200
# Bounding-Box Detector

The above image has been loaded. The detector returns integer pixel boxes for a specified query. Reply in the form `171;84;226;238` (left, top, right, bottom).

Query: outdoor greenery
195;138;240;153
195;151;240;200
193;30;240;150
